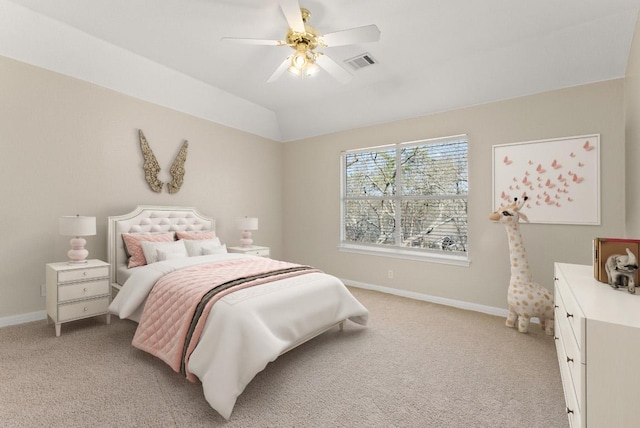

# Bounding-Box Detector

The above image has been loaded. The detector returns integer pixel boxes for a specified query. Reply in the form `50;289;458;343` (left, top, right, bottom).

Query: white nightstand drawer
58;297;110;322
244;248;270;257
58;266;109;283
58;279;110;303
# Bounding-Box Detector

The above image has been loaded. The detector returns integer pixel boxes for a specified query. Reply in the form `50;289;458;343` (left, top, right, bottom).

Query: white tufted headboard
108;205;215;287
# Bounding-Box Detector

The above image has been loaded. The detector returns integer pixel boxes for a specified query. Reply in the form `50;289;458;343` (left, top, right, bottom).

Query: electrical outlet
387;270;394;279
41;284;46;297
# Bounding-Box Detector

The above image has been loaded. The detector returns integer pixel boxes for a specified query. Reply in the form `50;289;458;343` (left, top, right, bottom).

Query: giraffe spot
528;294;534;300
522;300;528;306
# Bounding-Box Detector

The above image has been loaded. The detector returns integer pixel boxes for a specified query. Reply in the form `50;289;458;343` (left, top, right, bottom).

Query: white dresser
46;259;111;336
554;263;640;428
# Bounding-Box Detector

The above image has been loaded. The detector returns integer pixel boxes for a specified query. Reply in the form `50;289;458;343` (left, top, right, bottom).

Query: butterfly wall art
492;134;600;225
138;129;188;194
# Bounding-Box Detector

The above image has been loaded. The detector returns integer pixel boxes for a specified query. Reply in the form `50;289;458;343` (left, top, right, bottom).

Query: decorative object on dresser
592;237;640;286
488;196;554;335
554;263;640;428
227;245;270;258
46;259;111;337
605;248;638;293
58;214;96;264
138;129;188;194
235;216;258;247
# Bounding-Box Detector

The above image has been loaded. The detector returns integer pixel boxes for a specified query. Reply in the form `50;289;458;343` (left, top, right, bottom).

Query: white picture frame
492;134;600;225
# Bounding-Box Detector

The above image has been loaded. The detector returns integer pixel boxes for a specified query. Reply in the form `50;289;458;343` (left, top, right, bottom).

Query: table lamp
59;215;96;264
235;217;258;248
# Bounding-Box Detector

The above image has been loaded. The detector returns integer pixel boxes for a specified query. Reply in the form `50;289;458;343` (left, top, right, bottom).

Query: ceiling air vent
344;53;377;70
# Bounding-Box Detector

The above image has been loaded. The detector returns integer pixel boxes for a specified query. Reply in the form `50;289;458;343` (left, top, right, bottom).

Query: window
340;135;469;265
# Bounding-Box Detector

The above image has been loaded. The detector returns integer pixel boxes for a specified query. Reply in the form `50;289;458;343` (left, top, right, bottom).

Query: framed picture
492;134;600;225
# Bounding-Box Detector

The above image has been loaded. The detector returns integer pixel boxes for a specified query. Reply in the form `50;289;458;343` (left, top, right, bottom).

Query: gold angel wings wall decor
138;129;189;194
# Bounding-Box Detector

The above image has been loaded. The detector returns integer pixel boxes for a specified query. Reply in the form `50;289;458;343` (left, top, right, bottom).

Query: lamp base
239;231;253;248
67;237;89;264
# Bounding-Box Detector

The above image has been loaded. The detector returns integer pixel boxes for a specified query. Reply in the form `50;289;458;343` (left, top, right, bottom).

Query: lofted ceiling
3;0;640;141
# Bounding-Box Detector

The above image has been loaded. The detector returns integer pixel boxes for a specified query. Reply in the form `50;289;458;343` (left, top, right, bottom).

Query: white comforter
109;254;369;419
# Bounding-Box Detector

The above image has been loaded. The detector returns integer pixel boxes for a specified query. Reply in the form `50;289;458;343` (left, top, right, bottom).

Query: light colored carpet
0;288;568;427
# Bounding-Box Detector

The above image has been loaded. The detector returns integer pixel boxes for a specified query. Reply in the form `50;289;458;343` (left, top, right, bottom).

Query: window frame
339;135;470;266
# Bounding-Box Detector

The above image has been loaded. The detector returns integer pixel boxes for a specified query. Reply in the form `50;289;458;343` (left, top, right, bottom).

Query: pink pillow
122;232;175;268
175;230;216;240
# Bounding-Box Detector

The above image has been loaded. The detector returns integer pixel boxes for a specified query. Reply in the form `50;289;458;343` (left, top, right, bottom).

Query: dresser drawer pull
554;277;559;281
83;287;88;292
554;304;559;309
554;336;559;341
567;407;574;415
566;312;573;318
83;307;88;312
566;356;573;363
83;271;87;276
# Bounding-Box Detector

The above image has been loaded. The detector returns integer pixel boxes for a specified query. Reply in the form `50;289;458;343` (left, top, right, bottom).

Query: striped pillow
122;232;175;268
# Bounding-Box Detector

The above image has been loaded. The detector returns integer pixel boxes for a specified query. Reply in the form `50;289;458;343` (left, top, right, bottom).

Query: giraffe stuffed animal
489;197;554;335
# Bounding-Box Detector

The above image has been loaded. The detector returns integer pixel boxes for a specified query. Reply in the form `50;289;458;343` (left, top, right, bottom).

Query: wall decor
492;134;600;225
138;129;189;194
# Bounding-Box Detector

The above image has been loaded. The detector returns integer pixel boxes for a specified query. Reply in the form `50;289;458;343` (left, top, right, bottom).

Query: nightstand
46;259;111;337
227;245;270;258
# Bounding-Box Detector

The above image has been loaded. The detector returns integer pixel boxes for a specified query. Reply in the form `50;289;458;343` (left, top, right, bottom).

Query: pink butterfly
545;179;555;188
573;174;584;184
551;160;561;169
536;164;546;173
503;156;512;165
583;141;594;151
578;162;584;167
570;152;576;158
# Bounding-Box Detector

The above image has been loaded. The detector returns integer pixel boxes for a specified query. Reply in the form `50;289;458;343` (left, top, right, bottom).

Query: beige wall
283;80;626;310
626;13;640;237
0;55;283;319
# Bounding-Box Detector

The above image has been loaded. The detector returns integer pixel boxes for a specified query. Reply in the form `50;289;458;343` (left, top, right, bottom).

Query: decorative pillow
176;230;216;240
157;249;188;261
201;244;228;255
184;238;222;257
141;240;188;265
122;232;175;268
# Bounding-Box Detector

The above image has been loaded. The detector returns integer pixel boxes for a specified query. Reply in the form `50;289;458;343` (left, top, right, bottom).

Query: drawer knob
83;307;88;312
554;305;559;309
566;356;573;363
554;277;559;281
566;312;573;318
567;407;574;415
83;287;88;292
83;272;87;276
554;336;559;341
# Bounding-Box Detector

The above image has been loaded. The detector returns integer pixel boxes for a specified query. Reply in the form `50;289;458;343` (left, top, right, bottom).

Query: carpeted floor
0;287;568;427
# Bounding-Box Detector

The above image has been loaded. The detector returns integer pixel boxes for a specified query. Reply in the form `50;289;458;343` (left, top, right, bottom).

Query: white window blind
341;135;468;262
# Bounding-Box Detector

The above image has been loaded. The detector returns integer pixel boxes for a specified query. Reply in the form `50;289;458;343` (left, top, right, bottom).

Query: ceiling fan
221;0;380;84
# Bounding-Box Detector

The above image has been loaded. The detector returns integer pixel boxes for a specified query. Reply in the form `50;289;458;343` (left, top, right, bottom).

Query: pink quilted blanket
131;257;319;381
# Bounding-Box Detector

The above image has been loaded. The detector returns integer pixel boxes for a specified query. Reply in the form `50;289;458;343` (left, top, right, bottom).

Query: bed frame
107;205;215;290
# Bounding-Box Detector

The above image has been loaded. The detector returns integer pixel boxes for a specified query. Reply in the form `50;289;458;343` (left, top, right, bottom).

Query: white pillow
184;238;222;256
157;249;188;261
201;244;227;255
140;240;188;264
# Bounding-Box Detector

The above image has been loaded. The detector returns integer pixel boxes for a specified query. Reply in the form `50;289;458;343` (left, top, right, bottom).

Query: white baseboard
0;310;46;328
342;278;511;319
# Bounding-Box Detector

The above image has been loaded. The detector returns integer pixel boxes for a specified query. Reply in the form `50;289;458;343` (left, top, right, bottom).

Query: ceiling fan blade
221;37;286;46
320;24;381;47
316;54;352;84
279;0;305;33
267;56;293;83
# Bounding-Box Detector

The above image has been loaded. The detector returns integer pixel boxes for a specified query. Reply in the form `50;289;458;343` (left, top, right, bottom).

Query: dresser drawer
58;266;109;283
555;275;585;359
58;297;110;322
245;248;270;257
556;330;583;428
58;279;110;303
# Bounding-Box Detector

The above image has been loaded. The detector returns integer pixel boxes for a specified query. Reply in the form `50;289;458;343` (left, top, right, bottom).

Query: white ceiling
4;0;640;141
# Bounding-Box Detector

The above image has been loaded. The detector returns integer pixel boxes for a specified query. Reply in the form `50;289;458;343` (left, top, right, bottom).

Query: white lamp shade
235;217;258;231
59;216;96;237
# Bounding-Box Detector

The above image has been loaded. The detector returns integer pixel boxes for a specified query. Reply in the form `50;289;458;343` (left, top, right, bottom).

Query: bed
107;205;368;419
